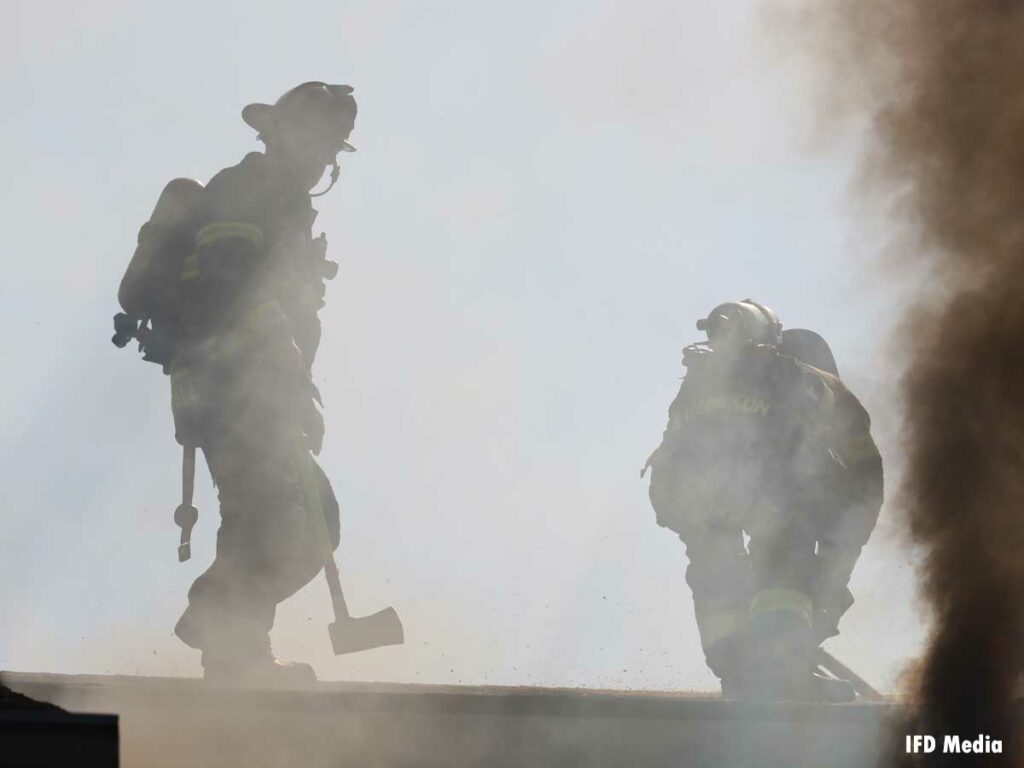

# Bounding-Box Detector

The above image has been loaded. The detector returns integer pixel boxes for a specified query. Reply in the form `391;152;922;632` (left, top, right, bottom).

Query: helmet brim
241;102;357;152
242;102;275;133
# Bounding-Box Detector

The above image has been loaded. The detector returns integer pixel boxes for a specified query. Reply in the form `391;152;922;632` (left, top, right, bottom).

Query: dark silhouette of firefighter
644;300;883;701
113;83;403;684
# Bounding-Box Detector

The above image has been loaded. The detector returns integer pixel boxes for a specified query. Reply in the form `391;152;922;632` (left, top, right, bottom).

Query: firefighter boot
748;607;816;701
748;611;858;701
201;637;317;687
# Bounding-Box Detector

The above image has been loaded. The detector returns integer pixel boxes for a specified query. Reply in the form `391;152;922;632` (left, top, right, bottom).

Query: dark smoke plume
793;2;1024;765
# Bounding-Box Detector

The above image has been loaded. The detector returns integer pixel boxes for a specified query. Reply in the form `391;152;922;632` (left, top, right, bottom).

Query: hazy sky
1;0;924;691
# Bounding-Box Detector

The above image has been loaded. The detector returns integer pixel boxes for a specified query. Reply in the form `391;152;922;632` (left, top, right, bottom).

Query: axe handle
175;445;199;562
323;557;352;622
182;444;196;505
816;648;884;701
295;446;353;623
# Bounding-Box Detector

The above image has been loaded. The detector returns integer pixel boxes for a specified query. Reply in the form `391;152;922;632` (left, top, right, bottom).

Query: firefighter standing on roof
116;82;357;684
644;300;883;701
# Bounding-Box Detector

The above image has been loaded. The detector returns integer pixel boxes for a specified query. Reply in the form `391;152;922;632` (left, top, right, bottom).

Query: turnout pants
174;397;340;658
649;462;817;680
683;508;818;677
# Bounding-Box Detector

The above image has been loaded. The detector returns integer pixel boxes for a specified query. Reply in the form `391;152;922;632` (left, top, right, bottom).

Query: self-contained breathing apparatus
112;177;205;372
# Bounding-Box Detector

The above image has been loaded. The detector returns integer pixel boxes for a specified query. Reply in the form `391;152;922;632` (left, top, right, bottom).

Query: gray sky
1;0;924;690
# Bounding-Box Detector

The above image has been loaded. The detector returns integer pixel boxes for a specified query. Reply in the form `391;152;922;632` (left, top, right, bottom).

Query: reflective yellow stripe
696;608;750;648
196;221;264;250
750;588;813;626
180;252;199;281
681;395;771;422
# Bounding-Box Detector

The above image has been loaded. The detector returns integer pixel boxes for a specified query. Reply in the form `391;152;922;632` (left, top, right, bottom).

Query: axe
323;553;404;655
299;450;404;655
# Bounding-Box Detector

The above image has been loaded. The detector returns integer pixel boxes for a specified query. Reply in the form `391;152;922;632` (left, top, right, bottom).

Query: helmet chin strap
310;161;340;197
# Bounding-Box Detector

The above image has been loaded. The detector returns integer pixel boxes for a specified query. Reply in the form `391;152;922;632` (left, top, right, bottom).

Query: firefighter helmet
242;81;357;153
696;299;783;350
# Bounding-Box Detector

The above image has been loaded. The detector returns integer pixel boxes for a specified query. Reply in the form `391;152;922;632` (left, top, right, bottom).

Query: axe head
329;607;404;655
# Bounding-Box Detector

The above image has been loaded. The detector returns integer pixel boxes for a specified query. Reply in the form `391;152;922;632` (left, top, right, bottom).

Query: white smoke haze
2;0;923;706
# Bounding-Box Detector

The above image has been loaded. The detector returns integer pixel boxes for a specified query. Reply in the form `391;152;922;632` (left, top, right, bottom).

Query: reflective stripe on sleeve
195;221;264;250
750;588;813;627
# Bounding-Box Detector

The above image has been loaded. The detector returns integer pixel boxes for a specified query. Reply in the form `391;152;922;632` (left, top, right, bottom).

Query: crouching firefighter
642;300;883;701
113;82;362;684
